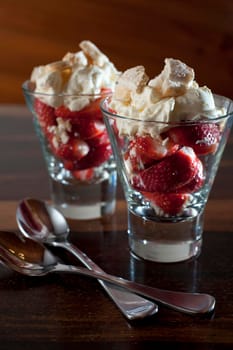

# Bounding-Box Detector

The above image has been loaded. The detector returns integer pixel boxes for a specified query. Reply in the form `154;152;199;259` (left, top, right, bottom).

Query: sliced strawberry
54;143;74;160
131;147;199;193
34;98;56;133
52;139;90;161
124;135;179;173
72;143;112;170
72;119;106;140
88;129;110;147
143;192;190;215
74;98;104;120
133;135;179;161
124;145;155;173
179;159;205;193
71;139;90;160
168;123;220;155
63;160;75;171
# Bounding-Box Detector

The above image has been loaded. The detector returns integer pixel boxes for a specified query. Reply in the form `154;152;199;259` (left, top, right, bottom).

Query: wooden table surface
0;104;233;349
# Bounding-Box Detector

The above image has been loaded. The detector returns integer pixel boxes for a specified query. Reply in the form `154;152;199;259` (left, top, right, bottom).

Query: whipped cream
30;40;120;110
109;59;223;136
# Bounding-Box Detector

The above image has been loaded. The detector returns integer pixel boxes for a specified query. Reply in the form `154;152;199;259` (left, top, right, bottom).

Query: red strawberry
52;139;90;161
75;98;104;120
124;145;155;173
72;119;106;140
72;143;112;170
133;135;179;161
168;123;220;155
88;129;110;147
71;139;90;160
34;98;56;133
143;192;190;215
63;160;75;171
124;135;179;173
131;147;199;193
54;143;74;160
179;159;205;193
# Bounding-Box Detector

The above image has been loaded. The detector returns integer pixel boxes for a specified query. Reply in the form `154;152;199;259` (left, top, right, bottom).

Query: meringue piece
114;97;175;137
110;58;223;137
79;40;109;67
49;117;72;148
30;40;119;109
131;86;160;111
114;66;149;103
62;51;88;67
30;61;72;108
31;61;72;86
148;58;194;97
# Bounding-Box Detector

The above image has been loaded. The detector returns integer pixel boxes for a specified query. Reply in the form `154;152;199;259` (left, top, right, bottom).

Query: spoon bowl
16;198;68;242
16;198;159;320
0;230;215;315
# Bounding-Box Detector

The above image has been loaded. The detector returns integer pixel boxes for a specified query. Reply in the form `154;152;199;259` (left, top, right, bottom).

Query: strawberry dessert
27;41;119;181
23;41;120;219
106;59;225;217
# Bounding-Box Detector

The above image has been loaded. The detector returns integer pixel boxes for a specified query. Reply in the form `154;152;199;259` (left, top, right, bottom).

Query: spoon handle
50;241;158;320
52;262;215;315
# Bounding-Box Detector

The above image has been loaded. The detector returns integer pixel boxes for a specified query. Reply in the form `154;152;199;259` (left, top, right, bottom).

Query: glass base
49;169;117;220
128;210;204;263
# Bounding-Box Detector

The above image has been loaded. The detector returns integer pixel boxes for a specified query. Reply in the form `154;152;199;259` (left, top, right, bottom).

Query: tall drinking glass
101;95;233;262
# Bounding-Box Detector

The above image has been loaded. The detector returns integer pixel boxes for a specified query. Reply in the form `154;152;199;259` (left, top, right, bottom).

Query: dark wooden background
1;0;233;104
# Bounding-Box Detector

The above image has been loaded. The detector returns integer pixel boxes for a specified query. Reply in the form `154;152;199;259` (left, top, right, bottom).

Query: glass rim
100;94;233;126
22;80;112;98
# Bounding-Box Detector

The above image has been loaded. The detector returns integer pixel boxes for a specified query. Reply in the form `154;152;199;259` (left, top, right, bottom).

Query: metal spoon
0;230;215;315
16;198;158;320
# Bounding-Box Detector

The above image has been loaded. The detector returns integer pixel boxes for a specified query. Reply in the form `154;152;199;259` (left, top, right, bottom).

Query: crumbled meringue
48;117;72;148
109;58;223;136
30;40;120;110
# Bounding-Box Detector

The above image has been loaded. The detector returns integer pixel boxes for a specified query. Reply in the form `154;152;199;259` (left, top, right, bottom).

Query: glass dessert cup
23;81;117;220
101;95;233;263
